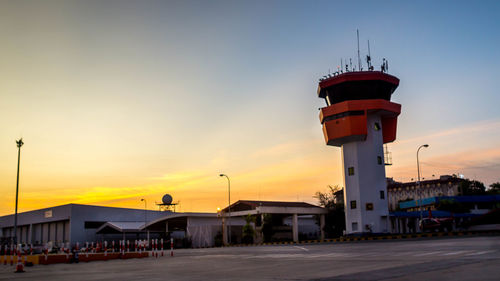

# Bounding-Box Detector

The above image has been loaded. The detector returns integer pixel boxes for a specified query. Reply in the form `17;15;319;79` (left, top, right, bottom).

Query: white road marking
441;251;468;256
413;251;442;257
293;246;309;252
465;250;496;256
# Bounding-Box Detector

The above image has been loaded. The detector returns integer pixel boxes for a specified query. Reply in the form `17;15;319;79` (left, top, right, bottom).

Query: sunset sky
1;0;499;215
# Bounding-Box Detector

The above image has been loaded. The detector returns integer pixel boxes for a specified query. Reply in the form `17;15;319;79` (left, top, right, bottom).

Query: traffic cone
14;248;24;273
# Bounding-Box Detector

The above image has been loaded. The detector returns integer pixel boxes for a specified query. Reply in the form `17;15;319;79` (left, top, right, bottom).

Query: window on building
352;222;358;231
366;203;374;210
377;156;383;165
348;167;355;176
380;190;385;199
350;200;357;209
374;122;381;131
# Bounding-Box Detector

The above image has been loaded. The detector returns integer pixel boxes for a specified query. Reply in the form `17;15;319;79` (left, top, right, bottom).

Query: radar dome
162;194;173;205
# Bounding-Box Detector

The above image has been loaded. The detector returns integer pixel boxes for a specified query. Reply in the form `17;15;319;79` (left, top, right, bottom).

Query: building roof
387;175;465;189
222;200;323;213
96;221;146;234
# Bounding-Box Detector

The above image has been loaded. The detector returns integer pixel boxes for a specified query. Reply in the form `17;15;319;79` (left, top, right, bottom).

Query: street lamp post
417;144;429;223
13;138;24;246
141;198;149;243
219;174;231;244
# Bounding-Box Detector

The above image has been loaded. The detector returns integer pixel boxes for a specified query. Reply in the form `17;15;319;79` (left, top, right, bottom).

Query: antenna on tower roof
357;29;361;72
367;40;373;71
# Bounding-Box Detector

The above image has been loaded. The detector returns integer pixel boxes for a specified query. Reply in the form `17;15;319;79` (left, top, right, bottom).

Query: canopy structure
96;222;145;234
221;200;328;243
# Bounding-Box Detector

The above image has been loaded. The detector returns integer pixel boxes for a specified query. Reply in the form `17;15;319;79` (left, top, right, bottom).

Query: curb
221;230;500;247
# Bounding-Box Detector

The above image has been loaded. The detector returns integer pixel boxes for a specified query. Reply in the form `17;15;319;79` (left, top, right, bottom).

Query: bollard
161;238;164;257
91;242;94;253
155;239;158;258
127;240;130;253
112;240;115;253
104;241;108;257
170;238;173;257
74;242;80;263
11;244;15;266
3;245;7;265
44;243;48;261
66;242;70;260
138;240;142;254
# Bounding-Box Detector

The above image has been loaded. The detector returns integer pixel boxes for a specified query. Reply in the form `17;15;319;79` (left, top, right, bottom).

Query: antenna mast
357;29;361;71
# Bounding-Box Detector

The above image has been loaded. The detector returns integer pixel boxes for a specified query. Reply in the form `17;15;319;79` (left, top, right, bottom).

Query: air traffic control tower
316;64;401;234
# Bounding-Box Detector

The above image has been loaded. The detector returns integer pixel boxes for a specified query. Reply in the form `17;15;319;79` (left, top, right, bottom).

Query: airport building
0;200;326;248
387;175;466;211
0;204;165;246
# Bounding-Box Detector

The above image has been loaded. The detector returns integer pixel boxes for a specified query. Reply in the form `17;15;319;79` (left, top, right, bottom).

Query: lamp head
423;144;429;147
219;174;225;177
16;138;24;148
141;198;145;201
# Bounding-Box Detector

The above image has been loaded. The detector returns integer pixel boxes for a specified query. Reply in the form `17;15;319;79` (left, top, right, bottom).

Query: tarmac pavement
1;236;499;280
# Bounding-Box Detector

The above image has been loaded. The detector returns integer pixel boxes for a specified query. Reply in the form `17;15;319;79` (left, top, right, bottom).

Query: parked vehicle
419;217;453;232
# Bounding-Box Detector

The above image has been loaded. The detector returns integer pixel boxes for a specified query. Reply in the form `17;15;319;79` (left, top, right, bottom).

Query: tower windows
348;167;355;176
374;122;381;131
350;200;357;209
380;190;385;199
377;156;383;165
366;203;374;210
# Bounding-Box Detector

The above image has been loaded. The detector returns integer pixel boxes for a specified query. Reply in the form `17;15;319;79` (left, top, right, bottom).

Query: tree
314;185;345;238
242;215;255;244
487;182;500;194
458;179;486;195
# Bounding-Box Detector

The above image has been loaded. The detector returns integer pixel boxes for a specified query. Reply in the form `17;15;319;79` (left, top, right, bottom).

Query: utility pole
13;138;24;246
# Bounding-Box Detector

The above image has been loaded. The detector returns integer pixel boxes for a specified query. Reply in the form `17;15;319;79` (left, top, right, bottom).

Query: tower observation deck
316;69;401;235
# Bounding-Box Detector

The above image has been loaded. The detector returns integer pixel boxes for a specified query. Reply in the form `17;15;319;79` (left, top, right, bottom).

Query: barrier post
11;244;15;266
112;240;115;253
104;241;108;257
161;238;164;257
65;242;70;260
155;239;158;258
75;242;80;263
23;247;27;265
44;243;48;261
127;240;130;253
170;238;173;257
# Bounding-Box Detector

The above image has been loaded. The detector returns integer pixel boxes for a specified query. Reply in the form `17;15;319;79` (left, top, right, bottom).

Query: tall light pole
219;174;231;244
13;138;24;246
417;144;429;222
141;198;149;242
